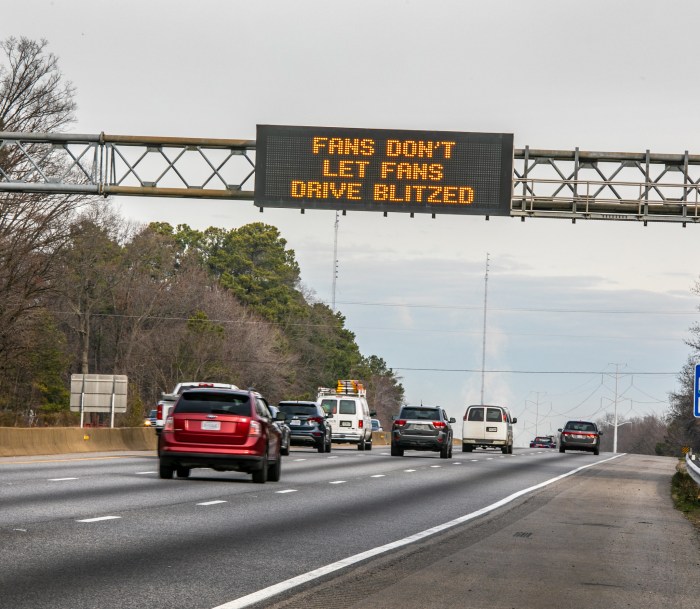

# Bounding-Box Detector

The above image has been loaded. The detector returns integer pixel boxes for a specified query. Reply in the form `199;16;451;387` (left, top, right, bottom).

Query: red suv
158;389;283;483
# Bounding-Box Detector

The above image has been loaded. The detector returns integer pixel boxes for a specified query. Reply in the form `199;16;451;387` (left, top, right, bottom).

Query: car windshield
279;404;317;416
174;392;250;415
401;408;440;420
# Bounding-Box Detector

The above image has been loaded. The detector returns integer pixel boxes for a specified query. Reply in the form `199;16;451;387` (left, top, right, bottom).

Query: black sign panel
255;125;513;215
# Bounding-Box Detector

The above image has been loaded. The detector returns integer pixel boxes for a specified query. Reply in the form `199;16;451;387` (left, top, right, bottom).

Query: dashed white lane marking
135;471;156;475
404;469;416;472
327;456;339;459
470;459;478;462
430;465;441;468
453;462;462;465
197;500;227;506
370;474;385;478
293;459;306;462
329;480;346;485
276;489;297;494
76;516;121;523
212;453;625;609
49;477;78;481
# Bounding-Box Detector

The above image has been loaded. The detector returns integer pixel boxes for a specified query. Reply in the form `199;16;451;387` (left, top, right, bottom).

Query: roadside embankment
0;427;157;456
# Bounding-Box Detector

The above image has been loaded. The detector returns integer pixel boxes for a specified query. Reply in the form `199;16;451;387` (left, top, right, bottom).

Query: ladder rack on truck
317;379;366;398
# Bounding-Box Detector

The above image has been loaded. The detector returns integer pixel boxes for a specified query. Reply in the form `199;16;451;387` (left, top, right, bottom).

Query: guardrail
685;452;700;487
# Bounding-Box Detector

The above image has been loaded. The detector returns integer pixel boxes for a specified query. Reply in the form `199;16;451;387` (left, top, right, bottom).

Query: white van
317;380;375;450
461;404;517;454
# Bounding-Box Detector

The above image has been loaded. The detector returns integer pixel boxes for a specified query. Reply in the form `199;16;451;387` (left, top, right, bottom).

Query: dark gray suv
391;406;456;458
278;401;332;453
558;420;602;455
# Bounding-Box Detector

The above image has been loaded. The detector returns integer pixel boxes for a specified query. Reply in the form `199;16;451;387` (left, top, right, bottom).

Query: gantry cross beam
1;131;700;224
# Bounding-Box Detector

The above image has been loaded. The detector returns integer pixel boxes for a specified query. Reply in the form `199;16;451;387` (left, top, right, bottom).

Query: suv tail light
393;419;407;427
248;420;262;437
164;416;174;431
308;416;323;424
432;421;446;428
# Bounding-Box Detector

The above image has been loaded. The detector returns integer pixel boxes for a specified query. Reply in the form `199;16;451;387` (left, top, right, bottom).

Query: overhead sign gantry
1;127;700;224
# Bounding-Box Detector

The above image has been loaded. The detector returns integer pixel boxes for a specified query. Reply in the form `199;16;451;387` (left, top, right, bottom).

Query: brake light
248;420;262;437
358;420;363;429
502;413;507;422
433;421;447;428
156;404;162;419
164;416;174;431
393;419;406;427
308;416;323;424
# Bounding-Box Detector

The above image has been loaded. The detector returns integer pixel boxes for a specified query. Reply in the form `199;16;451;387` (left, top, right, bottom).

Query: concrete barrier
0;427;157;457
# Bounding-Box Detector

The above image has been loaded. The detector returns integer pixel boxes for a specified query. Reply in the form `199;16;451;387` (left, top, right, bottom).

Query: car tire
176;466;190;478
268;454;282;482
317;441;326;453
357;435;366;451
559;446;565;453
281;442;290;457
159;462;174;479
462;443;473;453
390;442;404;457
366;435;373;451
440;443;450;459
325;435;332;452
508;443;514;454
252;453;268;484
593;447;600;456
501;445;508;454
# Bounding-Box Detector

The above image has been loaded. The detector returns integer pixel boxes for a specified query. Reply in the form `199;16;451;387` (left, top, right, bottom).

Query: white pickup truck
154;381;239;434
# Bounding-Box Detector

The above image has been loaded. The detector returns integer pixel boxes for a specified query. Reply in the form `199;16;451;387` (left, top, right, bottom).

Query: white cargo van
317;380;375;450
461;404;517;454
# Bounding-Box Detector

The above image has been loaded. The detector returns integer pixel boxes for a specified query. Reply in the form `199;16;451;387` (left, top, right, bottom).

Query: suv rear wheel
252;453;268;484
159;462;174;479
267;454;281;482
390;442;404;457
176;466;191;478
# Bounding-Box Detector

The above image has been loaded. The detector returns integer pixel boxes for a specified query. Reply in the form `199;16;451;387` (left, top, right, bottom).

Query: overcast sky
6;0;700;444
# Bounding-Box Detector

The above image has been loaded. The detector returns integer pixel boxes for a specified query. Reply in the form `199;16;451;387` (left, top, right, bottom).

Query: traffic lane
259;454;698;609
0;447;596;529
0;449;615;609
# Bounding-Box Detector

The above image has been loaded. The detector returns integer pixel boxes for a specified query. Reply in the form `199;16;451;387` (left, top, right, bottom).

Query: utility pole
331;211;339;311
610;363;624;453
480;253;490;405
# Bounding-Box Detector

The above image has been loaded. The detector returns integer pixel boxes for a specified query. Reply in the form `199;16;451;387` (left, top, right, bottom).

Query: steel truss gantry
1;131;700;224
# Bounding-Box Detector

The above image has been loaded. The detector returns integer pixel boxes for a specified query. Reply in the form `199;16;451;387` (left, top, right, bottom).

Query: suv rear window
174;392;251;415
565;422;596;432
279;403;318;416
401;408;440;420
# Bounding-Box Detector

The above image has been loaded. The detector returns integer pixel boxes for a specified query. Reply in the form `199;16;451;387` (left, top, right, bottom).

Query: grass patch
671;466;700;529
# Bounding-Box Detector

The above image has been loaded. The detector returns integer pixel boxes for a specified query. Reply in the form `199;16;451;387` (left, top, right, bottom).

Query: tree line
0;37;403;427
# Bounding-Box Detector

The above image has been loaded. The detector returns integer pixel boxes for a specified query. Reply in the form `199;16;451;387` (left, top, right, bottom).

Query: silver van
461;405;517;454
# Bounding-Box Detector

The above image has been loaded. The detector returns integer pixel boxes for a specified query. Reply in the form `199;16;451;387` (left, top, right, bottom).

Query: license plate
411;424;429;430
574;434;585;439
340;420;352;427
201;421;221;431
291;419;301;426
486;426;497;432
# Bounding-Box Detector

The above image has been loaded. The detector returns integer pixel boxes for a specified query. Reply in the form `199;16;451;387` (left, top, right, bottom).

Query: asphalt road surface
0;447;697;609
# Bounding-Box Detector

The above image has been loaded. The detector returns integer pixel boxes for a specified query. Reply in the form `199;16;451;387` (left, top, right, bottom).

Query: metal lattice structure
2;131;700;224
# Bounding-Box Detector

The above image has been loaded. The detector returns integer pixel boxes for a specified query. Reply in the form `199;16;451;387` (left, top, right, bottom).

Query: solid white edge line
197;500;228;506
211;453;625;609
49;477;78;481
76;516;121;523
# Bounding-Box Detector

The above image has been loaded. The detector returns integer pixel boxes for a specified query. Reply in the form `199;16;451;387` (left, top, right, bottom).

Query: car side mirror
370;411;377;417
512;417;517;424
557;428;562;432
449;417;456;424
598;431;604;436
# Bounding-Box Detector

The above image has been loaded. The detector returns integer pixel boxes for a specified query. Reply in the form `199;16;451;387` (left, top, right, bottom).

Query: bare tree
0;37;84;403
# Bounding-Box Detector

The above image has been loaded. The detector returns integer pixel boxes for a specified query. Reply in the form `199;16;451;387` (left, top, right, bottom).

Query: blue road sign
695;364;700;417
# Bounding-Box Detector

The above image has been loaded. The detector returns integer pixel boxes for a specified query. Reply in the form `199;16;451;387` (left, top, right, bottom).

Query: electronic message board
255;125;514;216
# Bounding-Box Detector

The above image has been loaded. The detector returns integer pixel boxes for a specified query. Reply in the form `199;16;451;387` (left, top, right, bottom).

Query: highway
0;447;696;609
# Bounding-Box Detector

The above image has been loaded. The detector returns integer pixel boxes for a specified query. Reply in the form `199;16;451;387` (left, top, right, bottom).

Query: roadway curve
0;448;696;609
